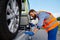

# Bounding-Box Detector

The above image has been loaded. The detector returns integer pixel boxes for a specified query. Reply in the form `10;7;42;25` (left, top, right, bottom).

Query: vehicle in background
20;0;30;30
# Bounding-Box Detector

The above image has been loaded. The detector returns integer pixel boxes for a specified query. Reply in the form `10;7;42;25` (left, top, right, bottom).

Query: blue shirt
37;12;50;28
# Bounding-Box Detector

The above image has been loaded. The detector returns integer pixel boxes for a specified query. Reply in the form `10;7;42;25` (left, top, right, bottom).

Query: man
25;9;59;40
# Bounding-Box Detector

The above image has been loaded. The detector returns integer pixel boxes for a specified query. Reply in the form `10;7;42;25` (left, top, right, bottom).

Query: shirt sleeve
37;16;45;28
37;12;49;28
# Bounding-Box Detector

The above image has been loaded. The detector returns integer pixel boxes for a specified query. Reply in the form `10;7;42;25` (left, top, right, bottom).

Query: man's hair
29;9;36;15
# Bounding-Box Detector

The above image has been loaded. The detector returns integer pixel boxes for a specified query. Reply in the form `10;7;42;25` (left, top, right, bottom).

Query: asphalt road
32;29;60;40
14;29;60;40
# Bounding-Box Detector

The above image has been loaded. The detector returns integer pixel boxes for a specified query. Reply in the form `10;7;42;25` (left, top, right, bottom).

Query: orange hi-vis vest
43;12;59;32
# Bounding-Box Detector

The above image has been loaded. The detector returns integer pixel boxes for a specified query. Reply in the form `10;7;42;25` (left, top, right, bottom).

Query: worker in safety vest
25;9;59;40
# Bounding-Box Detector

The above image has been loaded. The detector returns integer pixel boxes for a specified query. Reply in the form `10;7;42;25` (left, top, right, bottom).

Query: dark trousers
48;26;58;40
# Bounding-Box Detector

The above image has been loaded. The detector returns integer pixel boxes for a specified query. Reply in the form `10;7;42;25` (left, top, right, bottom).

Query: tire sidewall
0;0;21;40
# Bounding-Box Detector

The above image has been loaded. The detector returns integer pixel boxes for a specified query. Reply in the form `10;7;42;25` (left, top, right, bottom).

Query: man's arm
37;12;50;29
37;13;45;29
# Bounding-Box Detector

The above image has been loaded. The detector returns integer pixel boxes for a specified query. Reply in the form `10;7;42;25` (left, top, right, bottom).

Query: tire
0;0;21;40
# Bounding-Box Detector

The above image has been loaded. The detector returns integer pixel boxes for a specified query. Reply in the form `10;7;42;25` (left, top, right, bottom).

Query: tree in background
57;17;60;21
57;17;60;30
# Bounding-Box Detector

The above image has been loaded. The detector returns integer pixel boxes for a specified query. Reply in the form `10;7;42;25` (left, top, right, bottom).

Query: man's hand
24;31;34;36
32;27;39;33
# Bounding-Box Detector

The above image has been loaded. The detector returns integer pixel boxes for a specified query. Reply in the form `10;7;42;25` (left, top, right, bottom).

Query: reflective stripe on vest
43;14;59;32
46;21;59;32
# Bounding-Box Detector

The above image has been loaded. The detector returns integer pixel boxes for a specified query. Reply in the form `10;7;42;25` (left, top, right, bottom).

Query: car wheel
0;0;21;40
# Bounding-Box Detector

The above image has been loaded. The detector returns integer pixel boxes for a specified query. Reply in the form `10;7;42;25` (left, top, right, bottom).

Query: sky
29;0;60;18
